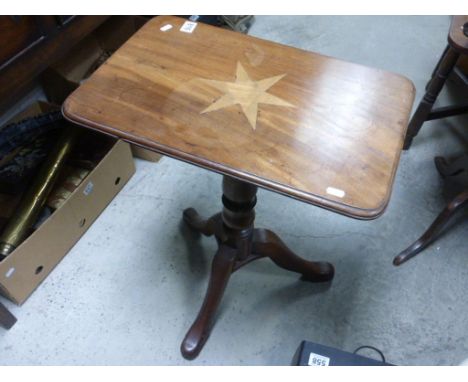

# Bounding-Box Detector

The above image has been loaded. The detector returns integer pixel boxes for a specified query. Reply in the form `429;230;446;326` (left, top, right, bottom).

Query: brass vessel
0;125;78;259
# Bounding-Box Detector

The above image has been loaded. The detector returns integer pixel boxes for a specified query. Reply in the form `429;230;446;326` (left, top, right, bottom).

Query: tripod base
180;176;334;360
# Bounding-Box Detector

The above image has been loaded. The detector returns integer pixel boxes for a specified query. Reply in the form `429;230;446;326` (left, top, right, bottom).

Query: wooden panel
63;16;415;219
448;15;468;53
0;16;109;114
0;16;43;69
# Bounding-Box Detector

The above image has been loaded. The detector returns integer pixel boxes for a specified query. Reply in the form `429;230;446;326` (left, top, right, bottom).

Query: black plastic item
463;22;468;38
0;110;63;160
0;301;17;330
187;15;223;27
0;129;60;194
291;341;393;366
0;110;65;194
179;15;254;34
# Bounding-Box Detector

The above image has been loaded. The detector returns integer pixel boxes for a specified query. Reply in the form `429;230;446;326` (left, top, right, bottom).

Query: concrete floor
2;16;468;366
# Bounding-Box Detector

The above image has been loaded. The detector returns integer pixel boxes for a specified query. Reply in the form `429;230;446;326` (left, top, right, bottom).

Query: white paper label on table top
326;186;345;198
308;352;330;366
160;24;173;32
180;21;198;33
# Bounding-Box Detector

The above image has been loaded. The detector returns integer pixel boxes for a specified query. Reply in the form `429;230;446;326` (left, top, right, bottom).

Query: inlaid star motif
200;62;295;130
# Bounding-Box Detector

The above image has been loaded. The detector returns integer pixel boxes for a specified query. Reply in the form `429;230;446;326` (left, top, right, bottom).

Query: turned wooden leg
393;190;468;266
252;228;334;282
426;45;450;91
180;175;335;359
0;301;16;330
181;245;236;360
403;45;460;150
183;208;222;237
181;177;256;359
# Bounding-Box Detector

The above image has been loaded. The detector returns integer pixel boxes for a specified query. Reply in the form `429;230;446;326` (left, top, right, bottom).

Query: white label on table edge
326;186;345;198
180;21;198;33
160;24;173;32
308;352;330;366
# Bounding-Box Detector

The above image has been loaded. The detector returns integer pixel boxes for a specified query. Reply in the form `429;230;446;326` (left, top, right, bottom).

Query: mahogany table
63;16;415;359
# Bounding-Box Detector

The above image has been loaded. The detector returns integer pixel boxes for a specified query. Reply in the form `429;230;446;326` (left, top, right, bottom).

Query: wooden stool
63;16;415;359
394;155;468;265
403;16;468;149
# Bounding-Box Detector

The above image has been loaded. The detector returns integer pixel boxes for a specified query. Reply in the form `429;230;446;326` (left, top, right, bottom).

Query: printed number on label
308;352;330;366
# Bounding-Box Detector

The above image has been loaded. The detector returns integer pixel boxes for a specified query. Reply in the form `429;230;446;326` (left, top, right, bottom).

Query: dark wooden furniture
63;16;415;359
396;16;468;264
404;16;468;149
0;16;109;114
0;15;109;329
394;155;468;265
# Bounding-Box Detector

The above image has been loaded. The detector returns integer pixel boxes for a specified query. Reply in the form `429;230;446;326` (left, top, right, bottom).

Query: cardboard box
131;145;161;162
42;16;161;163
0;102;135;304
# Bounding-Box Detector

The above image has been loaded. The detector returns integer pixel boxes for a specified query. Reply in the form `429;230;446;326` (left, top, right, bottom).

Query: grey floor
1;16;468;366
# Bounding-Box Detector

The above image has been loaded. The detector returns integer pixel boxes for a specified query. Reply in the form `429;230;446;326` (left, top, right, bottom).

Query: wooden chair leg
180;245;236;360
393;190;468;266
0;301;17;330
252;228;334;282
426;45;450;90
403;45;460;150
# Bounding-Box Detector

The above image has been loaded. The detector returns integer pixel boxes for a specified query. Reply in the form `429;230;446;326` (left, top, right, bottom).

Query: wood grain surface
63;16;415;219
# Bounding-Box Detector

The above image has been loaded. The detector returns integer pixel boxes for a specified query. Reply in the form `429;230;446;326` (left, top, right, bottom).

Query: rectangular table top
63;16;415;219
